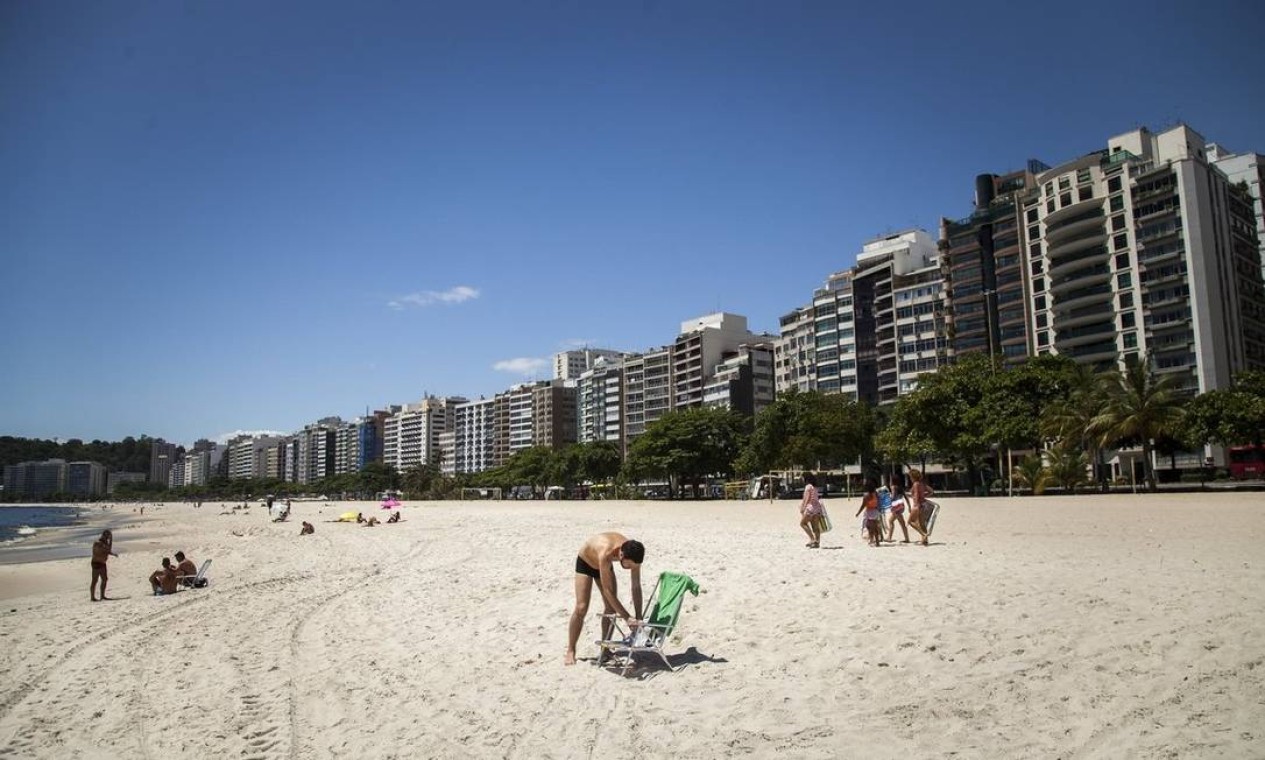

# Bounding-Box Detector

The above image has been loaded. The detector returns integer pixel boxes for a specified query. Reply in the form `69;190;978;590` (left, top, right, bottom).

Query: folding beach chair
596;571;699;675
178;559;212;589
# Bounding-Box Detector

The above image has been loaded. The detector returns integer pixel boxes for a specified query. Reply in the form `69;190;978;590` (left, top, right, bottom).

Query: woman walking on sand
887;474;912;543
799;472;825;548
907;469;934;546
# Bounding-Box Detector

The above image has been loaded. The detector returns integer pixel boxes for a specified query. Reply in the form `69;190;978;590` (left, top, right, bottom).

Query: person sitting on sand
362;516;380;527
149;557;180;595
356;512;365;524
565;532;645;666
90;529;118;602
386;511;401;524
300;521;314;535
174;551;197;582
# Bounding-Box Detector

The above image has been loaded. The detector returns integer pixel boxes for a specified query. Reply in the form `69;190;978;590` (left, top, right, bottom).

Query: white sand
0;493;1262;759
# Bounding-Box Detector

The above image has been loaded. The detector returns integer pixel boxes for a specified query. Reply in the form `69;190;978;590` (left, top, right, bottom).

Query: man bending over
565;532;644;666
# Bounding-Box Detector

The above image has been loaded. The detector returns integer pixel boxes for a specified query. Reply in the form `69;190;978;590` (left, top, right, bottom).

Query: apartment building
3;459;106;498
149;439;178;485
1208;144;1265;280
227;434;285;480
940;162;1049;364
702;342;776;415
452;397;496;474
554;348;624;380
777;231;945;403
533;381;578;450
774;306;815;393
577;356;624;444
1024;125;1265;392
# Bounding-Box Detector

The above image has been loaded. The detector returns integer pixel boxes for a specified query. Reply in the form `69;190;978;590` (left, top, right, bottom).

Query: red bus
1228;444;1265;480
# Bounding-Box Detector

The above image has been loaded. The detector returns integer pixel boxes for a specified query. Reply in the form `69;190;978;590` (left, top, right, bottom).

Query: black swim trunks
575;556;600;579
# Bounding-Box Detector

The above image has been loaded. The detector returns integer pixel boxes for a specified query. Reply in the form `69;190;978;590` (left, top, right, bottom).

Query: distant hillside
0;435;158;482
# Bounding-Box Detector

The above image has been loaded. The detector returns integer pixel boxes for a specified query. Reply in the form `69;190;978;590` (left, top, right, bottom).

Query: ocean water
0;506;86;544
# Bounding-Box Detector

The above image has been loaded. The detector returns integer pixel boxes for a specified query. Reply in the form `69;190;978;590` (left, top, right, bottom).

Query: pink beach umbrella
380;498;401;510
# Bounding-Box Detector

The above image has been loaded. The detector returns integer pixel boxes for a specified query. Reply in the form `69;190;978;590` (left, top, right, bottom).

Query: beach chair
178;559;211;590
596;571;699;675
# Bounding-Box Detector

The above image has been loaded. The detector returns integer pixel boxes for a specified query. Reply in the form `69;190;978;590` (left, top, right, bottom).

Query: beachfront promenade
0;494;1262;758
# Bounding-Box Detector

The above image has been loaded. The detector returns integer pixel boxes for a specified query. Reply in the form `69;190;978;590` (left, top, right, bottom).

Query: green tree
577;441;623;485
626;407;748;498
1181;370;1265;448
737;390;874;475
1045;444;1089;493
1091;355;1187;492
1011;454;1052;495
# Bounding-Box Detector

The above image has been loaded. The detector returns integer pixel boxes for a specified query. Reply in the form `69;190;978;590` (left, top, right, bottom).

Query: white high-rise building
1026;125;1265;393
554;348;624;380
577;357;624;444
453;397;496;474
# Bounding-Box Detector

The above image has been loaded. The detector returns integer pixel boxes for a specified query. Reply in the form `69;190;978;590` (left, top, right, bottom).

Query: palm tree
1040;364;1111;490
1012;453;1052;495
1045;444;1088;493
1091;355;1187;492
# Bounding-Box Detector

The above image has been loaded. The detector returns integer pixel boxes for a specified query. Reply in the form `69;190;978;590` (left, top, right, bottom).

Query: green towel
647;572;700;634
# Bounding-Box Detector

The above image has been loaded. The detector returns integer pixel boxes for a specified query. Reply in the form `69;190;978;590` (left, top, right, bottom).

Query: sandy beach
0;493;1262;759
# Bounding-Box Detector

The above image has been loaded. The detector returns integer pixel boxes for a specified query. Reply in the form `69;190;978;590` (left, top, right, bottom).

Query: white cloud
492;357;548;376
388;285;480;310
213;429;288;445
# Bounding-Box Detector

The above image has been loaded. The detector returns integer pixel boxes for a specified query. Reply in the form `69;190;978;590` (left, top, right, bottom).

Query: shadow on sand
600;646;728;681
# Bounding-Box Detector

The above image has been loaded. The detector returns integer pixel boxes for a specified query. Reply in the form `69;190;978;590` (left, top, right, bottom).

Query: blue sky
2;1;1263;445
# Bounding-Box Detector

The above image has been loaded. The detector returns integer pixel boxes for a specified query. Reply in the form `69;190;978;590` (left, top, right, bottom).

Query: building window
1114;233;1129;251
1059;177;1071;190
1034;277;1045;292
1120;292;1134;309
1038;331;1050;346
1035;295;1046;310
1115;253;1130;270
1117;272;1132;288
1028;225;1040;241
1061;192;1073;207
1036;313;1048;328
1108;176;1122;194
1112;215;1126;231
1030;243;1042;258
1123;332;1138;349
1027;208;1038;223
1047;200;1056;214
1122;312;1136;328
1031;260;1044;275
1045;182;1054;195
1110;195;1124;212
1079;187;1094;202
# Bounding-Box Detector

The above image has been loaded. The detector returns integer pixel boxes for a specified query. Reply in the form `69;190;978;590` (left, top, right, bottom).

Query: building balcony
1045;201;1105;234
1049;264;1111;296
1048;245;1110;278
1055;319;1116;348
1046;222;1108;255
1052;282;1113;313
1063;339;1119;362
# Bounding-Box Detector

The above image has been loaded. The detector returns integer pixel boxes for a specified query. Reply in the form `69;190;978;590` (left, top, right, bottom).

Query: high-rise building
2;459;106;498
149;439;178;485
702;342;776;415
776;231;946;403
940;162;1048;364
533;381;578;450
453;397;496;474
554;348;624;380
577;357;624;444
1022;125;1265;390
773;306;815;394
1208;144;1265;280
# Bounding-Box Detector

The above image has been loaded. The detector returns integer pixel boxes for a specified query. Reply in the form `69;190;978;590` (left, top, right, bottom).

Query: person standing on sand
565;532;645;666
887;475;912;543
90;530;117;601
907;469;934;546
855;478;882;547
799;472;824;549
